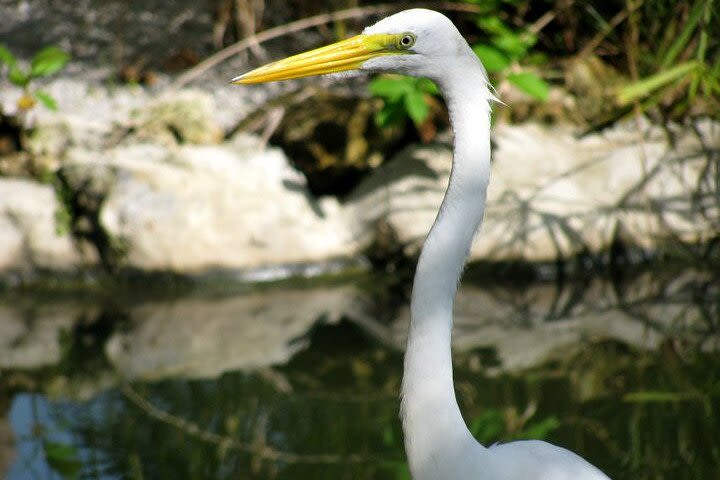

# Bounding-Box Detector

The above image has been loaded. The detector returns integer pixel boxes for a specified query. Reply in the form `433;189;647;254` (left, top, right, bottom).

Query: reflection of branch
121;384;399;465
563;416;621;456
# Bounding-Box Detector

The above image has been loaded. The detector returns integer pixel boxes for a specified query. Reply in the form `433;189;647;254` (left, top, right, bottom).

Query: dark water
1;268;719;479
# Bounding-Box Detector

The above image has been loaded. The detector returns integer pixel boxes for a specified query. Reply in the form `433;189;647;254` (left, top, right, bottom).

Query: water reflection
0;268;718;479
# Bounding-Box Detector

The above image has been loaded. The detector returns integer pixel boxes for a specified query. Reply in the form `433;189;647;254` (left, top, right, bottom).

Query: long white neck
401;61;493;477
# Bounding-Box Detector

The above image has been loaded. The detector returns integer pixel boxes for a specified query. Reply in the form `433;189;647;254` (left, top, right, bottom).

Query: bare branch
169;2;484;90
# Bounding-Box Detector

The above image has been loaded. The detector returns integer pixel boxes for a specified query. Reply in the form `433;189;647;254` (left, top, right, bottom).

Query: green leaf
35;90;58;111
404;88;430;125
30;46;69;78
382;425;395;446
0;44;16;66
660;0;708;68
392;463;412;480
623;391;704;403
476;16;513;37
493;32;529;59
473;45;510;73
617;61;699;105
520;417;560;440
375;101;406;127
507;72;550;100
470;410;506;444
369;76;412;100
44;441;81;479
8;64;29;87
418;78;440;95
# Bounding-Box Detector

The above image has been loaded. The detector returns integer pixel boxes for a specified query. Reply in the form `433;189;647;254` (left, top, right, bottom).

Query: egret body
234;9;610;480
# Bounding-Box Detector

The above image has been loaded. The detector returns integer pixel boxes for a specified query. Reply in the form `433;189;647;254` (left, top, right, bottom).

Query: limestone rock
125;90;224;146
347;119;720;263
64;135;361;273
0;178;90;274
347;144;451;257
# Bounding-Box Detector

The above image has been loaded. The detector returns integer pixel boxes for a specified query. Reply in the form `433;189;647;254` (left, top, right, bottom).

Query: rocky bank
0;78;718;283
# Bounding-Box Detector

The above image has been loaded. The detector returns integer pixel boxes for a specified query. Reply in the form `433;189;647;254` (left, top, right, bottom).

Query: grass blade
617;61;698;105
661;0;708;68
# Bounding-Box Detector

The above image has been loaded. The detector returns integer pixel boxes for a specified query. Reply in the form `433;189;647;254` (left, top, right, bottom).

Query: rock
63;134;362;273
105;285;360;379
26;112;111;160
0;178;93;275
347;119;720;263
124;90;224;146
347;144;451;257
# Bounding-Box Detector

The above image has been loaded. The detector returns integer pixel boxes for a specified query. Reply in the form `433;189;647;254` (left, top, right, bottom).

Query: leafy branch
370;75;440;128
0;44;69;113
368;0;551;132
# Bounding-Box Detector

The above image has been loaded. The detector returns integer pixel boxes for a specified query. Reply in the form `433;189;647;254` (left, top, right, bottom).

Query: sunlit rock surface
0;178;93;274
0;69;718;280
125;90;224;146
62;135;360;273
348;119;720;262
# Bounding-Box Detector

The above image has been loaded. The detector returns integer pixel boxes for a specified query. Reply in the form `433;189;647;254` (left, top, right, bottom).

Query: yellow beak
232;33;399;84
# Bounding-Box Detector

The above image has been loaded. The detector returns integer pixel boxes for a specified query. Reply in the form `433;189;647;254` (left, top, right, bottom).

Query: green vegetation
616;0;719;118
369;75;440;128
368;0;551;130
367;0;719;130
0;45;69;113
468;0;549;100
4;332;718;480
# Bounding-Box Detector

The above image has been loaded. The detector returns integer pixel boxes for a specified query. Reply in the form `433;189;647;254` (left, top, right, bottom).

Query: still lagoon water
1;267;718;479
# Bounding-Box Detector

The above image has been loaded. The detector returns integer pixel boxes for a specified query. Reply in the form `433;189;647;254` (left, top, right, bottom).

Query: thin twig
528;9;558;35
579;0;645;58
121;383;402;465
168;2;484;90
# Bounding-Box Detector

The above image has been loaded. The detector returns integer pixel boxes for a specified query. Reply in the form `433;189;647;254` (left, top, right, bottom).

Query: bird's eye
397;33;416;49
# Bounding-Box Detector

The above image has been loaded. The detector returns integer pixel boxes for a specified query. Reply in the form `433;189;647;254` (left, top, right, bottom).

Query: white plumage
235;9;611;480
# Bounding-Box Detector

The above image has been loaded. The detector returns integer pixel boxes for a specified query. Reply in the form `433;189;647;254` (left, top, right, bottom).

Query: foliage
0;44;69;113
469;0;550;101
369;75;439;128
44;441;82;480
368;0;549;131
615;0;719;117
469;408;559;444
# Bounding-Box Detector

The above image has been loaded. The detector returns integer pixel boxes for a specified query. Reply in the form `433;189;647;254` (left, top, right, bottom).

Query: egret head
232;9;480;85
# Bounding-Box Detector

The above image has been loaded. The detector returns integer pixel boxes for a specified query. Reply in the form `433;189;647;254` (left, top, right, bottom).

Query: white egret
233;9;611;480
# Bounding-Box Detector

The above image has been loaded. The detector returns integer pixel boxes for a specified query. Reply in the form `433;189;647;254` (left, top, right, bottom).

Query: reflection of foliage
11;396;83;480
3;275;719;479
12;319;715;480
470;408;559;444
560;342;720;478
43;441;82;480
